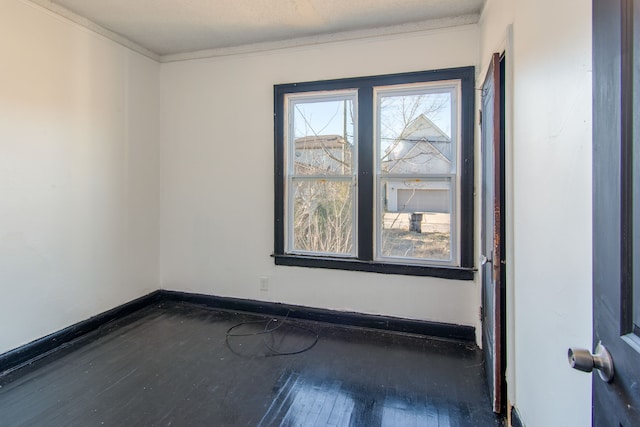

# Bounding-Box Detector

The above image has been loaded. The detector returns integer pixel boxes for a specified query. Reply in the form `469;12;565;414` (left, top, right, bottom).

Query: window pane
379;91;453;174
379;178;452;261
292;98;355;175
292;179;353;255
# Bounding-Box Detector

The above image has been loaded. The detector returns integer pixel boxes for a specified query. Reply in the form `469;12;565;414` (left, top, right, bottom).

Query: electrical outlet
260;276;269;291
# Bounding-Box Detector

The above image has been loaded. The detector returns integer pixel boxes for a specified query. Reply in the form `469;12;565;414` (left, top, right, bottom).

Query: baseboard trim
161;290;476;342
0;291;163;375
511;405;525;427
1;289;476;375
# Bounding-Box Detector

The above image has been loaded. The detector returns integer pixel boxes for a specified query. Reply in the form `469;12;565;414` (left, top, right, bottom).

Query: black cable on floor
225;312;319;357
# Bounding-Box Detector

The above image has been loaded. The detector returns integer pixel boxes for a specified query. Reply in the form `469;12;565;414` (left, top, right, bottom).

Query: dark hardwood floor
0;302;503;426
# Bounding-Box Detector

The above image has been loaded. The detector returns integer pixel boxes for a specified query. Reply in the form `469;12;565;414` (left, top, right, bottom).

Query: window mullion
357;87;374;261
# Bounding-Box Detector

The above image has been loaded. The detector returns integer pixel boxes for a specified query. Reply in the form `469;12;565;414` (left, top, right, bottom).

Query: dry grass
381;212;451;260
381;229;450;259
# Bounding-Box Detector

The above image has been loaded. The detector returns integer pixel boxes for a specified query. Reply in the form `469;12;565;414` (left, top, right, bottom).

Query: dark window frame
274;67;476;280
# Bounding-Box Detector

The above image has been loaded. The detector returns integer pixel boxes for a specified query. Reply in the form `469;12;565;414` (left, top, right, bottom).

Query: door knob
567;342;614;382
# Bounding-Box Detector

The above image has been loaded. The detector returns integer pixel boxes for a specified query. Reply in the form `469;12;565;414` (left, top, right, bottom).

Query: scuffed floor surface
0;302;503;426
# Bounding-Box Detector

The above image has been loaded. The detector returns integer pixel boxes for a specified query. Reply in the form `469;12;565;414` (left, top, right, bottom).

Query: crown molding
24;1;479;64
160;14;480;63
25;0;161;62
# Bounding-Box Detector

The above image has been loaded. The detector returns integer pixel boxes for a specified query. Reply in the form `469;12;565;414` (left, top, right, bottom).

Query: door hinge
479;110;483;126
479;306;484;321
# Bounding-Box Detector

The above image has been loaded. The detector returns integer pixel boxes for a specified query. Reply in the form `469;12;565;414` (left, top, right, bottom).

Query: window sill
273;254;475;280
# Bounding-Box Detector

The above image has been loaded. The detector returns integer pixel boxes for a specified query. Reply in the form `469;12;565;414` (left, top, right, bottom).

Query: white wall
480;0;593;425
158;26;482;331
0;0;160;353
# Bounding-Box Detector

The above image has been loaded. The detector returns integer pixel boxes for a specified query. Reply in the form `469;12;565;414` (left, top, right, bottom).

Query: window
274;67;475;279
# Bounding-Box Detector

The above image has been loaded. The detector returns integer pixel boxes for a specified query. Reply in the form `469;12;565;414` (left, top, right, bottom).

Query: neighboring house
384;114;452;214
383;113;452;174
294;135;351;175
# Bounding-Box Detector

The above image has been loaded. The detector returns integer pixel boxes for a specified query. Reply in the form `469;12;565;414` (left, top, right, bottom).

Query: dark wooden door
593;0;640;424
480;53;505;414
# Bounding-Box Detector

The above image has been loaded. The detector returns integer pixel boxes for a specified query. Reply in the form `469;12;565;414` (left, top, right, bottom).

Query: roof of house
295;135;348;149
385;114;452;174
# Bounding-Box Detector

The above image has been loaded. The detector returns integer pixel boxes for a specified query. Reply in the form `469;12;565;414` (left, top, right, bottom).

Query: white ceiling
34;0;485;59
